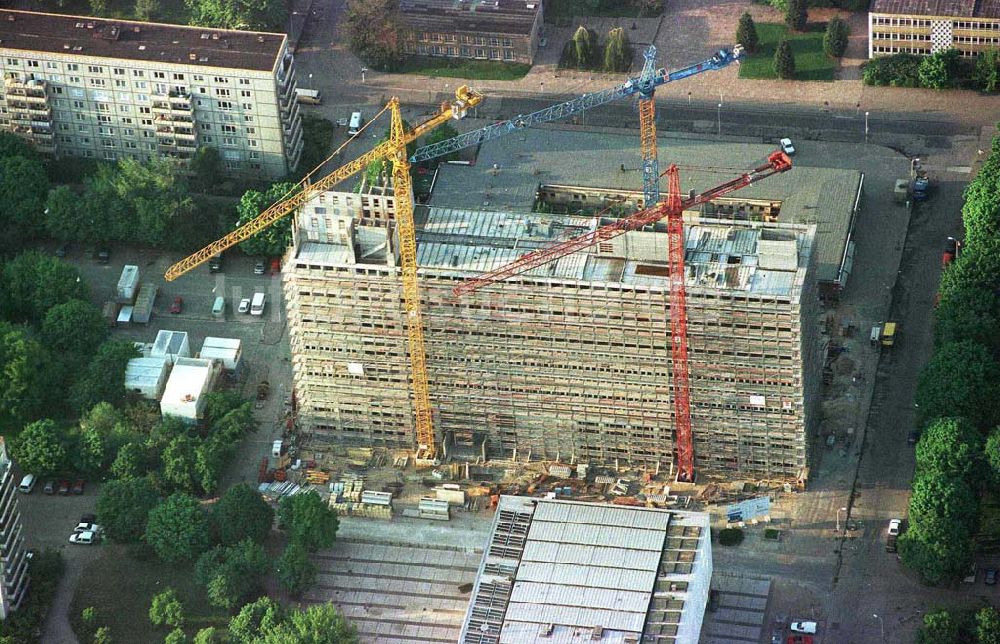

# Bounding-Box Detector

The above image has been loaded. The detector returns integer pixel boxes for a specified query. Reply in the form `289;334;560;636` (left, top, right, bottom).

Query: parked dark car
72;479;85;495
43;480;55;495
907;430;920;446
57;479;71;495
986;567;997;585
253;260;266;275
80;513;96;525
95;247;110;264
208;253;223;273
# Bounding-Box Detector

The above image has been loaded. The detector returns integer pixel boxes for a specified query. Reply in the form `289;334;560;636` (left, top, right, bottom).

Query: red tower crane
452;151;793;481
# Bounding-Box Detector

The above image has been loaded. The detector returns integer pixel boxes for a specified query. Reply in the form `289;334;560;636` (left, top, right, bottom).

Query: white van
348;111;363;135
212;296;225;318
272;440;283;458
250;292;266;316
18;474;36;493
294;88;322;105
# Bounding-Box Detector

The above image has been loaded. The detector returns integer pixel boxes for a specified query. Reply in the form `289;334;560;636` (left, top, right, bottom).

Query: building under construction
284;183;823;478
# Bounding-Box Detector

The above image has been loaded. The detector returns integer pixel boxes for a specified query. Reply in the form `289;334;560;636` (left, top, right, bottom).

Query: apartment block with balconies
0;10;302;178
869;0;1000;58
0;439;28;620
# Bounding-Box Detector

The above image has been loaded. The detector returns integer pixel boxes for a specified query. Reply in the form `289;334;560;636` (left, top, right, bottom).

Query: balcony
4;77;48;100
151;93;193;116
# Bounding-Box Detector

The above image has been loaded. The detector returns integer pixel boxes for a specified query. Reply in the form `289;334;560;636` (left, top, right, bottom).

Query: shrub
823;17;849;57
862;53;922;87
736;13;760;53
775;39;796;79
785;0;807;31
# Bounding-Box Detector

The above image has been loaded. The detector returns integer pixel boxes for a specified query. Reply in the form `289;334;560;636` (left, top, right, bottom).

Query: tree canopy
785;0;807;31
260;603;358;644
145;493;211;564
0;154;50;256
212;484;274;545
915;340;1000;431
915;417;984;481
823;17;849;58
0;322;50;429
234;182;298;257
736;12;760;53
71;340;140;413
276;541;316;597
195;539;268;610
1;251;88;324
185;0;287;30
774;39;796;79
97;477;160;543
934;285;1000;352
344;0;403;72
278;490;340;551
228;597;285;644
603;27;632;72
14;419;66;477
41;299;108;370
149;588;185;629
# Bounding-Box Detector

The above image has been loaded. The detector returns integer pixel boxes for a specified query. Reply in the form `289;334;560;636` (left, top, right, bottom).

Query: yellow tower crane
164;86;484;461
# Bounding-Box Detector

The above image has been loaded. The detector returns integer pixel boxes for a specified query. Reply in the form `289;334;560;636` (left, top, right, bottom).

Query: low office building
0;10;302;177
868;0;1000;57
460;497;712;643
0;438;29;620
400;0;543;65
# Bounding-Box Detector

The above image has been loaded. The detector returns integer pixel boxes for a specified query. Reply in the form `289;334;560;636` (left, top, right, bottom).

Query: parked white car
74;522;101;534
780;137;796;155
887;518;902;536
790;622;818;634
69;530;100;545
238;297;251;314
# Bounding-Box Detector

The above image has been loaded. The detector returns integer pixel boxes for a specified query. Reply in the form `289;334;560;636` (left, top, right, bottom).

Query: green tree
915;417;983;481
96;477;160;543
195;437;230;496
344;0;403;72
163;435;200;493
202;392;245;426
916;340;1000;431
109;158;195;247
934;286;1000;351
78;426;107;475
572;26;596;69
0;322;51;427
70;340;140;413
193;627;221;644
986;427;1000;486
145;493;211;564
960;147;1000;248
603;27;632;72
976;606;1000;644
185;0;286;30
165;629;187;644
908;474;978;527
149;588;184;629
189;147;223;193
110;441;150;480
41;299;108;370
0;155;50;256
44;186;94;243
195;539;269;610
919;48;960;89
916;608;960;644
736;12;760;53
93;627;112;644
774;39;796;79
134;0;159;19
14;419;65;477
297;115;337;178
0;132;37;160
1;251;88;323
212;483;274;545
899;521;974;585
276;541;316;597
261;603;358;644
211;403;256;443
823;17;849;58
974;48;1000;93
785;0;807;31
234;182;298;257
228;597;285;644
278;491;340;551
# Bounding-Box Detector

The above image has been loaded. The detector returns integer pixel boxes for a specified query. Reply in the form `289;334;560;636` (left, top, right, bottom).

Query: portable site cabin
160;357;217;423
116;265;140;304
199;337;242;371
124;356;170;400
151;330;191;365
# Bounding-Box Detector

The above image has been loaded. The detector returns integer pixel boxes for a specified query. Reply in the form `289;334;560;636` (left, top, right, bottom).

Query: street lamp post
836;506;847;533
717;103;722;136
865;111;870;144
873;614;885;642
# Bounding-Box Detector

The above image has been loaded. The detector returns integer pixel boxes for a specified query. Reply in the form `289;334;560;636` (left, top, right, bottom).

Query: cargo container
294;88;322;105
116;265;140;303
151;330;191;365
124;356;170;400
102;301;119;327
132;284;157;324
199;337;242;371
117;305;133;325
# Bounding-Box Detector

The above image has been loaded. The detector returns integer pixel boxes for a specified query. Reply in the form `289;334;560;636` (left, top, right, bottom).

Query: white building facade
0;10;302;178
0;438;29;620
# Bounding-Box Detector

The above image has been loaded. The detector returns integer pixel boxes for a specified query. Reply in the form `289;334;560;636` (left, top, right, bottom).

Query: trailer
132;284;157;324
102;301;120;327
116;265;140;303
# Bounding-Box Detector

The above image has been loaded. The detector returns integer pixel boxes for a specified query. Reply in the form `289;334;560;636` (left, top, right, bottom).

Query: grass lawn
397;56;531;81
545;0;663;23
739;23;836;81
70;545;230;643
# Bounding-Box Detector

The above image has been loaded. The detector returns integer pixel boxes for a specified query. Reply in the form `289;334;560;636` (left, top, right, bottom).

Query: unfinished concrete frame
285;192;823;479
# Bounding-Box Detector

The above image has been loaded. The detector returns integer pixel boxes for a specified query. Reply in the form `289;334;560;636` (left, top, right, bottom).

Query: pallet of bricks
327;477;392;520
